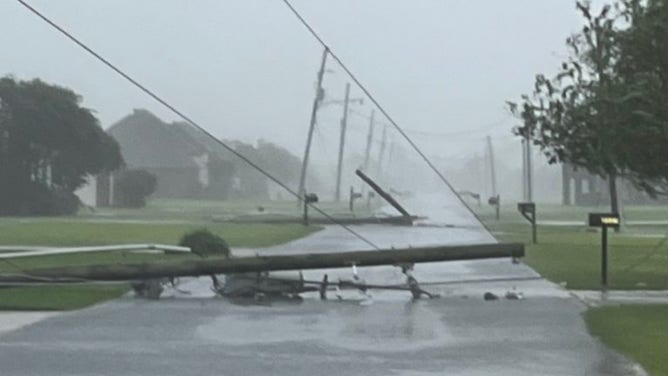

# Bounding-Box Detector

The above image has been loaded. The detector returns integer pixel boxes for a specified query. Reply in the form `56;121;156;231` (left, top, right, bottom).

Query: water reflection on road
0;191;647;375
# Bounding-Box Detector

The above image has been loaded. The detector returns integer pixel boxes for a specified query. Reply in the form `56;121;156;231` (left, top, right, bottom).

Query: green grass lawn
474;204;668;375
493;222;668;290
0;220;318;248
76;198;378;222
472;204;668;290
0;219;320;310
586;305;668;376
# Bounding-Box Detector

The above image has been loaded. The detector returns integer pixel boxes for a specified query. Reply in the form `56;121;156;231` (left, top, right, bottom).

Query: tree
0;77;123;215
612;0;668;196
179;229;230;258
113;169;157;208
509;2;636;213
227;140;303;199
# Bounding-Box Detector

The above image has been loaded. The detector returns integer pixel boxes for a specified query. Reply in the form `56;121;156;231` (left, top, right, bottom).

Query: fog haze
1;1;596;201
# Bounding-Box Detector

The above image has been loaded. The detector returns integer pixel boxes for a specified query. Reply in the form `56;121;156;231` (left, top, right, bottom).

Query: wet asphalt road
0;193;645;375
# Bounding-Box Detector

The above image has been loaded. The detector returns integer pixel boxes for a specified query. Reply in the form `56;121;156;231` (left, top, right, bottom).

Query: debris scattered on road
483;292;499;301
505;291;524;300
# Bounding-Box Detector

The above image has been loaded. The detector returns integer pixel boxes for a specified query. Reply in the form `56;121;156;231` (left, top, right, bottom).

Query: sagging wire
16;0;380;251
280;0;497;238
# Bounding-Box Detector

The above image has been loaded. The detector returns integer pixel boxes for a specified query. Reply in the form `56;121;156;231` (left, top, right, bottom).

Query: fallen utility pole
297;48;329;206
0;243;525;283
355;169;411;218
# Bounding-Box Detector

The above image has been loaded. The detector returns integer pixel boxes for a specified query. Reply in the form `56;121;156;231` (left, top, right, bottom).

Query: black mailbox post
488;195;500;220
588;213;621;289
517;202;537;244
349;187;363;212
303;193;319;226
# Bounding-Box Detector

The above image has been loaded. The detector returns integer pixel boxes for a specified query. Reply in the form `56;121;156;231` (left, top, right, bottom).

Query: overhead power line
280;0;495;237
16;0;380;250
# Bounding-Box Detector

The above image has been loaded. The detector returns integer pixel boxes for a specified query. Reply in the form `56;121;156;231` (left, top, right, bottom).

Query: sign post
349;187;363;212
588;213;621;289
303;193;319;226
488;195;500;220
517;202;537;244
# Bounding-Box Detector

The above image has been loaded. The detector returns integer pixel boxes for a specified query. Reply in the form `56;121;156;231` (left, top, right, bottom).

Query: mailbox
518;202;535;215
304;193;319;204
588;212;620;289
588;213;620;228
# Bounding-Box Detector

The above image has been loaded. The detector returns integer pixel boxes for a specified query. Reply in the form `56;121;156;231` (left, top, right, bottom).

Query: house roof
108;109;208;169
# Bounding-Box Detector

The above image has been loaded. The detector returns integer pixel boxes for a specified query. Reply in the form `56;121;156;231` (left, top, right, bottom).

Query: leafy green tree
509;2;631;213
612;0;668;196
113;169;157;208
0;77;122;215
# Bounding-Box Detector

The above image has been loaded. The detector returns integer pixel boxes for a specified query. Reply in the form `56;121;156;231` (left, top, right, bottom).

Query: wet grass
493;222;668;290
0;220;318;248
472;202;668;223
473;204;668;290
75;198;377;222
0;220;320;310
586;305;668;376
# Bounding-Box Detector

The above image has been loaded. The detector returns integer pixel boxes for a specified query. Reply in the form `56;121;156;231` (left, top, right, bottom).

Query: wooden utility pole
335;83;351;202
522;138;527;201
526;134;533;202
362;110;375;173
486;136;497;198
0;243;525;283
376;124;388;177
297;48;328;206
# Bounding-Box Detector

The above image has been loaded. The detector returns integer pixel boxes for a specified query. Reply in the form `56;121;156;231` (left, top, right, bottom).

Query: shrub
179;229;230;258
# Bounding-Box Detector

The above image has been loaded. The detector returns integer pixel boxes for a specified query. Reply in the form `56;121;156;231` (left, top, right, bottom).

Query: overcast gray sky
1;1;587;162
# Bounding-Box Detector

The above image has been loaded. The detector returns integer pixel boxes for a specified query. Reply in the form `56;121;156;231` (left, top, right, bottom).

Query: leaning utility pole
362;110;375;173
297;48;328;205
334;83;351;202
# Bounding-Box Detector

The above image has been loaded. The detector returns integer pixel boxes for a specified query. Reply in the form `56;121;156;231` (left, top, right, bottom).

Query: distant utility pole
376;124;388;178
334;83;351;202
522;138;527;201
362;109;375;174
524;134;533;202
297;48;328;206
486;135;497;197
487;135;500;220
387;140;396;181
